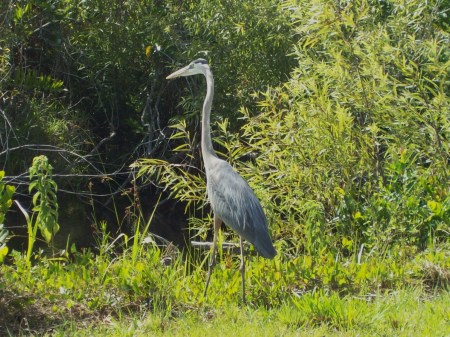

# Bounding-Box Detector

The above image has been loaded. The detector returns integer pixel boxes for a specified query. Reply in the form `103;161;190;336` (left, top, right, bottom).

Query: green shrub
235;0;450;253
137;0;450;256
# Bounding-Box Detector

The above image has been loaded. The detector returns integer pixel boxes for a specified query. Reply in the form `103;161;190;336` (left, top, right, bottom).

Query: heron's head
166;59;209;79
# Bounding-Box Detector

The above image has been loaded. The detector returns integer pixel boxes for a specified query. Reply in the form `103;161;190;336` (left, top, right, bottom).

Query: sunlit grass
46;288;450;337
1;239;448;336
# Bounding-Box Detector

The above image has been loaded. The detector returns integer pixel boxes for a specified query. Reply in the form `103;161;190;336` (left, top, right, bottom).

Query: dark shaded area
5;186;189;254
0;288;65;336
1;0;296;253
0;287;145;336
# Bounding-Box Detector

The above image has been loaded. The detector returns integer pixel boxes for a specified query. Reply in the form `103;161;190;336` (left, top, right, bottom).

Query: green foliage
1;2;450;336
135;0;450;259
0;224;9;264
1;1;450;333
235;0;449;254
134;119;207;207
176;0;295;121
13;69;64;93
29;155;60;243
1;0;296;207
0;171;15;226
0;237;448;335
1;1;89;174
0;171;15;263
15;156;60;265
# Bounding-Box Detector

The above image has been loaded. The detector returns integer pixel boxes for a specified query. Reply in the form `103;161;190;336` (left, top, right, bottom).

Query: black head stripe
193;58;208;65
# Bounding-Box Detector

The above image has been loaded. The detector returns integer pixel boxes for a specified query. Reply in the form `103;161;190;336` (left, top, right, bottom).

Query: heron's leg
239;236;246;304
204;214;222;298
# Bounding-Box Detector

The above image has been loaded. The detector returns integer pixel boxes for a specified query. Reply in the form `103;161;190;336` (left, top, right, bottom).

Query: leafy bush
243;0;449;252
175;0;295;120
1;0;296;208
137;0;450;256
1;1;90;173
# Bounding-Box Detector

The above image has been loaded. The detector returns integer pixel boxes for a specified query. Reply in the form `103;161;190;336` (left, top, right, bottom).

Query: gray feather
206;158;276;259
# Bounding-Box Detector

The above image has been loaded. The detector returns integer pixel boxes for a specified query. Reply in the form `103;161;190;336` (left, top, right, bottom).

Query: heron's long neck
201;70;217;161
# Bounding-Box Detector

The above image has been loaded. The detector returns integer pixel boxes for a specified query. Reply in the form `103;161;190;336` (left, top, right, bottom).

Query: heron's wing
206;159;276;258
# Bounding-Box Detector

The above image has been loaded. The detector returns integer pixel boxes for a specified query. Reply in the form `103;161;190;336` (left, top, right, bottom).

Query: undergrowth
0;237;448;335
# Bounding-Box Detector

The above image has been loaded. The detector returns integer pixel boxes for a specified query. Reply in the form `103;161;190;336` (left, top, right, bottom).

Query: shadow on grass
0;288;94;336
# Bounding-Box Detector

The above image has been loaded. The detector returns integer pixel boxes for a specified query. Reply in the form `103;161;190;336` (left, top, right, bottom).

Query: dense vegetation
0;0;449;335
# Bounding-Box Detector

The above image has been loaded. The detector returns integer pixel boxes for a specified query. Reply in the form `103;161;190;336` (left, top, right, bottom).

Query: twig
190;241;250;255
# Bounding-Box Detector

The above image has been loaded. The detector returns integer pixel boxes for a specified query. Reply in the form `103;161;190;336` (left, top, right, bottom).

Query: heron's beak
166;64;191;80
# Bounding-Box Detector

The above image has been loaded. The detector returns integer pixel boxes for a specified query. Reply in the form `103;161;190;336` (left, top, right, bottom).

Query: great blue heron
166;59;276;303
